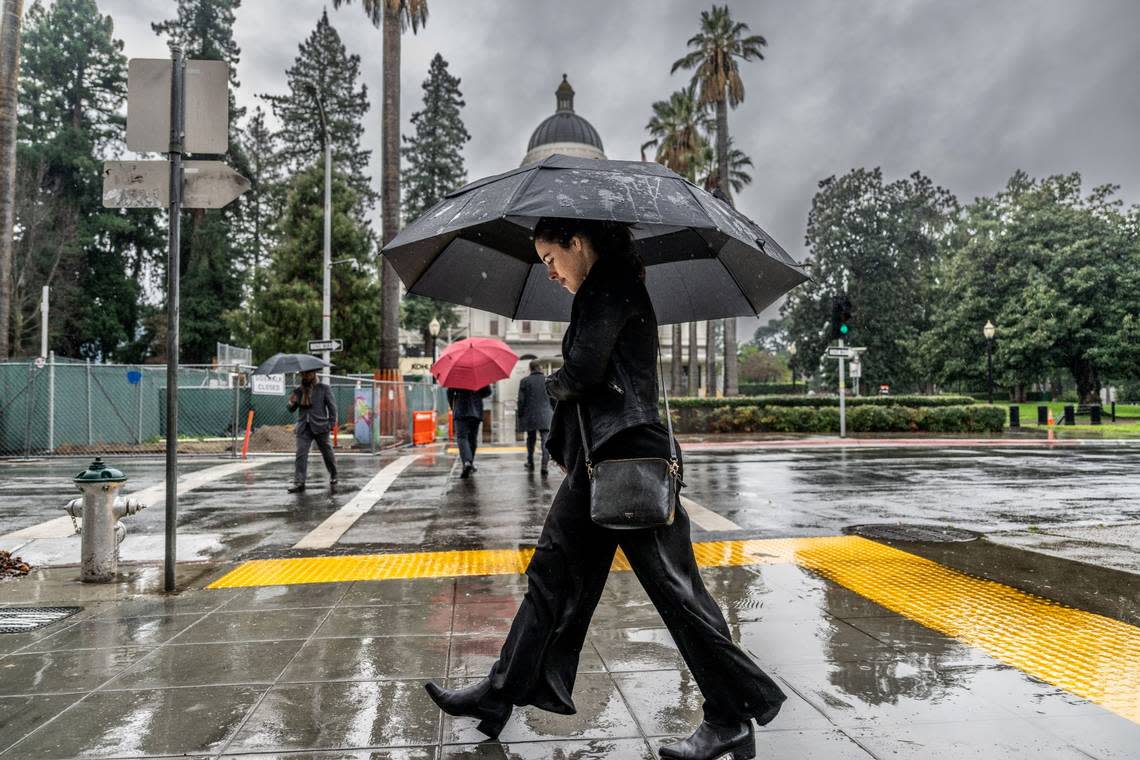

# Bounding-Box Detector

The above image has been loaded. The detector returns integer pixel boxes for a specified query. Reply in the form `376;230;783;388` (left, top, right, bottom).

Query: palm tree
0;0;25;359
699;140;753;195
672;5;766;397
332;0;427;371
642;85;710;394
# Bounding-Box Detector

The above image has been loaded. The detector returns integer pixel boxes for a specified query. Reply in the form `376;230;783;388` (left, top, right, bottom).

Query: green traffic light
840;324;849;335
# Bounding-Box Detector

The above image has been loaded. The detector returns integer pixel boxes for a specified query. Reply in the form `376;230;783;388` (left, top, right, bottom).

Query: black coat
447;385;492;420
287;382;338;435
546;254;660;464
516;371;554;432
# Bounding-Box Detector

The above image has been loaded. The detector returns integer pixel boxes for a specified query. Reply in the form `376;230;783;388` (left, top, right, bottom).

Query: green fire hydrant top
74;457;126;484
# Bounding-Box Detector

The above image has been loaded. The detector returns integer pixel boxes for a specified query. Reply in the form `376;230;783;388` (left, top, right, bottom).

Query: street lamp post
310;86;333;383
787;341;797;393
428;317;441;369
983;320;996;404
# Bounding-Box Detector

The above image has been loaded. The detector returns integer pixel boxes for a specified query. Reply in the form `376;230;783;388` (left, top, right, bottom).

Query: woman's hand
288;391;298;405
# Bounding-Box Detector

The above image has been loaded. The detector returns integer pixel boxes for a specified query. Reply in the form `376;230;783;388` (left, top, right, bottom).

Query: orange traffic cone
1047;408;1055;442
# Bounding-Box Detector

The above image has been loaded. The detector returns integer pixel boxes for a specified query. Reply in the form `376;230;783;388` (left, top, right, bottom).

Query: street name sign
308;339;344;353
127;59;228;154
103;160;250;209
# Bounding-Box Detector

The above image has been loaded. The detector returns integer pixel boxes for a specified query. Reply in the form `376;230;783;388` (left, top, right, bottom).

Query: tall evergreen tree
237;105;282;295
0;0;26;358
12;0;161;360
261;10;372;202
153;0;249;363
229;163;379;373
400;52;467;352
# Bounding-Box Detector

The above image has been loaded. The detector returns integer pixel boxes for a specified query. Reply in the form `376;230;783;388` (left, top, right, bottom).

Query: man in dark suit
287;370;338;492
447;385;492;478
516;360;554;474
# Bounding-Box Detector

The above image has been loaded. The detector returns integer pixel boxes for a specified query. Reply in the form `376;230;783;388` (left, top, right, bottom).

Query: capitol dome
521;75;606;166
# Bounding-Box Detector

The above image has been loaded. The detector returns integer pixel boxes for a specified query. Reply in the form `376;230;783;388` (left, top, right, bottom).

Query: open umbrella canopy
432;338;518;391
253;353;331;376
382;154;808;324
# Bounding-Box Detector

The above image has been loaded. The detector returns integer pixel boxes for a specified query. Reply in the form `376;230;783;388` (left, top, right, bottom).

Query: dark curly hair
532;218;643;279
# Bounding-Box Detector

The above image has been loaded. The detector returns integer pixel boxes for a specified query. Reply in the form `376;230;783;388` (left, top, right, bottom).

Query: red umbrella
432;337;519;390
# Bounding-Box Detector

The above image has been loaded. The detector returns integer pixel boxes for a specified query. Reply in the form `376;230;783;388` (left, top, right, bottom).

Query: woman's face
535;235;596;294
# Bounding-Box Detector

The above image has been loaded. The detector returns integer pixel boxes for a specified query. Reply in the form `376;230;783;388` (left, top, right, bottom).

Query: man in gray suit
287;370;338;492
516;360;554;474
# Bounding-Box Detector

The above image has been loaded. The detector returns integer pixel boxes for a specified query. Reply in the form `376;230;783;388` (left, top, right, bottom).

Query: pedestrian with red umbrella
434;338;518;478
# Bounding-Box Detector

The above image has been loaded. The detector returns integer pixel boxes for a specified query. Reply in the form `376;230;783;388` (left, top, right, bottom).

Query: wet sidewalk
2;552;1138;759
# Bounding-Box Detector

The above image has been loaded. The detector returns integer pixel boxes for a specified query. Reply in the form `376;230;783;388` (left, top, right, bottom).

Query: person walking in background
448;385;492;478
516;360;553;474
287;369;338;493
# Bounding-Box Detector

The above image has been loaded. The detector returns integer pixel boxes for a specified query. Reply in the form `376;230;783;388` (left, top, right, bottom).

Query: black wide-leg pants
487;476;786;724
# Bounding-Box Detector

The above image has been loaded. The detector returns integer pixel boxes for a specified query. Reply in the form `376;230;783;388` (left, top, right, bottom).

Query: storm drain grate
844;524;980;543
0;606;82;634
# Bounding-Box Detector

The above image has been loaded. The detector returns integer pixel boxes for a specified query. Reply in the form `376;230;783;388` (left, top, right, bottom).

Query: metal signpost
105;49;247;592
825;344;866;438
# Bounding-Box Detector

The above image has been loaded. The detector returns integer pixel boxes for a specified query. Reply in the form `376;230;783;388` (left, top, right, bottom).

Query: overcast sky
99;0;1139;316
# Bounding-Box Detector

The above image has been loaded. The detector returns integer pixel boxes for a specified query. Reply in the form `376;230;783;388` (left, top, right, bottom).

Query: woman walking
424;218;785;759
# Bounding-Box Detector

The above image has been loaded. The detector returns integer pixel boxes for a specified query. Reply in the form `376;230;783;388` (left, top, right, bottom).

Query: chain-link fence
0;356;448;457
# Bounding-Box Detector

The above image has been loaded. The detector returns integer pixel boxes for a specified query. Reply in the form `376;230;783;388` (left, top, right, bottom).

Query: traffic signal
831;296;853;339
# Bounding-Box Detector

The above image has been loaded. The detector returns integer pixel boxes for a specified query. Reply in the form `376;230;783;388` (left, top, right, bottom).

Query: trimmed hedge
739;382;799;395
667;403;1005;434
667;394;976;409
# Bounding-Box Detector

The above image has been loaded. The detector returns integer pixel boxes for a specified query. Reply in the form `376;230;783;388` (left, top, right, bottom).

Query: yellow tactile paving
208;535;1140;724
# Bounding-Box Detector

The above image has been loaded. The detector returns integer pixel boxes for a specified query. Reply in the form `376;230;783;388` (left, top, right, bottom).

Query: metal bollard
64;458;147;583
1090;405;1101;425
1063;405;1075;426
1008;406;1020;428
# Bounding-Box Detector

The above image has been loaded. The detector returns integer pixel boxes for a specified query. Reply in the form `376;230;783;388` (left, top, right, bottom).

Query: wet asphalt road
1;444;1138;565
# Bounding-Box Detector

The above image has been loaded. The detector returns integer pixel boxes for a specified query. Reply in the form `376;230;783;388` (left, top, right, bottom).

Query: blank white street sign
103;160;250;209
127;58;229;154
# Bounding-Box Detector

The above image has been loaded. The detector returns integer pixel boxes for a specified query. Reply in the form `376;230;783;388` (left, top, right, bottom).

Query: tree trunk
705;319;717;396
715;97;731;206
0;0;25;360
723;319;738;397
1071;357;1100;405
687;321;698;395
671;322;683;395
378;3;401;370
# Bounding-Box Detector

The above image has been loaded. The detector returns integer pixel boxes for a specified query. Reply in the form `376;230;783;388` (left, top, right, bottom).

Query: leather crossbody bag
575;345;682;529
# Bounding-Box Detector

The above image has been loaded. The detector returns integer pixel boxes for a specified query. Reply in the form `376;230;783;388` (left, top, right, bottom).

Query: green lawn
1006;401;1139;421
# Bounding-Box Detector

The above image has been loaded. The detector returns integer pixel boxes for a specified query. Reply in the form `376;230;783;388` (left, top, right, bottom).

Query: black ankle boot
424;678;512;739
658;720;754;760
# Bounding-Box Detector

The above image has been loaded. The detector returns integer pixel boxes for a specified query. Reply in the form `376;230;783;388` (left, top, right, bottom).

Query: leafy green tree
332;0;429;370
260;10;372;202
923;172;1139;402
400;52;467;353
12;0;161;360
782;168;958;392
738;345;789;383
153;0;250;363
699;139;753;195
229;164;379;373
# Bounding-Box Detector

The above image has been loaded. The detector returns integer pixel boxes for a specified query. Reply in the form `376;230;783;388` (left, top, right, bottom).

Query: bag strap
576;333;678;479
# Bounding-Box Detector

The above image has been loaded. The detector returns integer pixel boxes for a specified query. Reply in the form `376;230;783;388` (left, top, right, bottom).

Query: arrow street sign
826;346;852;359
127;59;228;154
103;160;250;209
308;339;344;353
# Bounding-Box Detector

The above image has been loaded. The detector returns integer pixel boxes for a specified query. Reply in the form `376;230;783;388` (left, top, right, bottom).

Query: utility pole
312;89;333;383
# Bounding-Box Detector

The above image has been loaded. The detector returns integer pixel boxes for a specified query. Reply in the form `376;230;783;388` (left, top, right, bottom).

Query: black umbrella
253;353;331;376
382;154;808;324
